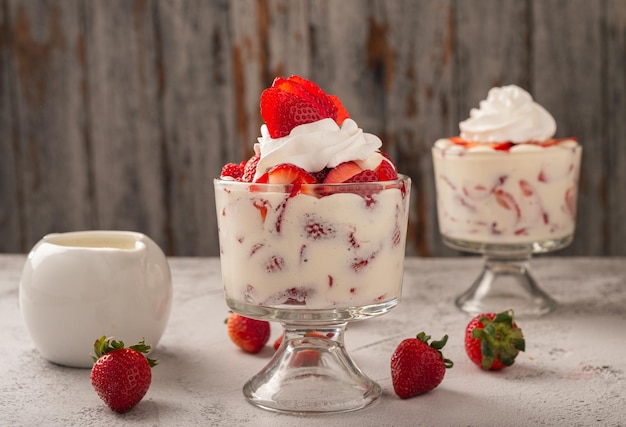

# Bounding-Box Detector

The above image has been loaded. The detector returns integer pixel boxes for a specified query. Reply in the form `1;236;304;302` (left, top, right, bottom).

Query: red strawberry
273;334;284;351
494;188;521;220
323;161;363;183
391;332;453;399
264;163;317;185
221;163;244;180
329;95;350;125
241;154;260;182
273;76;337;118
226;312;270;354
261;88;327;138
465;310;525;370
492;142;514;151
260;75;349;138
90;336;157;413
345;169;378;183
375;159;398;181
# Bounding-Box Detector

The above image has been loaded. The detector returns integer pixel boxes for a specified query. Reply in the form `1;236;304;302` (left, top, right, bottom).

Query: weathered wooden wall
1;0;625;257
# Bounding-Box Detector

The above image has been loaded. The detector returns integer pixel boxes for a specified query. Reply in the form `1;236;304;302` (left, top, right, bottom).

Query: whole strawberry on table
391;332;454;399
226;312;271;354
465;309;525;370
91;336;158;413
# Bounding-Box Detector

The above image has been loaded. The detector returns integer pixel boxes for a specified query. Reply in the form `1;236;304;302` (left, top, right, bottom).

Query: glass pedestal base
243;324;380;414
454;255;557;317
442;235;572;318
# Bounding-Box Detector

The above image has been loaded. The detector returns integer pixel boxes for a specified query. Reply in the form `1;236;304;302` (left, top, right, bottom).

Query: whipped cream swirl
459;85;556;143
254;118;382;180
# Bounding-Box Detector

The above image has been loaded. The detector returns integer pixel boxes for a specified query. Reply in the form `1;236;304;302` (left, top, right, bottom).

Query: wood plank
5;0;91;251
0;0;22;252
432;0;530;256
456;0;531;109
157;0;234;255
82;0;168;251
532;0;604;255
606;0;626;255
382;0;457;256
0;0;623;257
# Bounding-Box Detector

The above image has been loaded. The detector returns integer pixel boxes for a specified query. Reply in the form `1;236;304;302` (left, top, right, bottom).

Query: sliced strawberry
220;163;244;179
519;179;534;196
261;76;351;137
323;161;363;183
241;154;260;182
254;172;269;184
494;189;521;220
346;169;378;183
253;199;269;222
375;159;398;181
274;76;337;118
565;186;577;219
260;88;327;138
492;142;514;151
329;94;350;125
266;163;317;184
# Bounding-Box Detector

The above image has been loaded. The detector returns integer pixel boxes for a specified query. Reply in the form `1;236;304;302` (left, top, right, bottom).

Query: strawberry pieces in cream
432;85;582;248
216;76;410;311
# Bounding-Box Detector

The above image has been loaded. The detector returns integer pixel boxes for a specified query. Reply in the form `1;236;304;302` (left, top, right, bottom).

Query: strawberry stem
92;336;158;368
471;309;525;369
416;332;454;369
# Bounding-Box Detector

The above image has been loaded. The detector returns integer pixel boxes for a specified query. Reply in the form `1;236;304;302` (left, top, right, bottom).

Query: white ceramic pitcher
19;230;172;368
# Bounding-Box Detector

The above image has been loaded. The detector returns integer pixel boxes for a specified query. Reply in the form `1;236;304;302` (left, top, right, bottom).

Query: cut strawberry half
345;170;378;183
274;76;337;119
261;88;328;138
494;188;521;220
374;159;398;181
241;154;260;182
329;95;350;125
260;75;350;138
265;163;317;185
323;161;363;183
221;163;244;180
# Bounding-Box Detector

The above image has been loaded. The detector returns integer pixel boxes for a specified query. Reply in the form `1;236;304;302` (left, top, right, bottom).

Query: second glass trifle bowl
432;140;582;317
215;175;411;414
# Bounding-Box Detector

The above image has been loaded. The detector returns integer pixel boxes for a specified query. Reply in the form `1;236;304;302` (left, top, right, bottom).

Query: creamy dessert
215;76;410;311
432;85;582;248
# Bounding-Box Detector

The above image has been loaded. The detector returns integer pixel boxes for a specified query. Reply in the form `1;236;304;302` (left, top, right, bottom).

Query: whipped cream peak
253;118;382;180
459;85;556;143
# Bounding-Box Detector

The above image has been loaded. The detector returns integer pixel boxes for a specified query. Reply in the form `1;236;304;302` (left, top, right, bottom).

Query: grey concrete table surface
1;255;625;427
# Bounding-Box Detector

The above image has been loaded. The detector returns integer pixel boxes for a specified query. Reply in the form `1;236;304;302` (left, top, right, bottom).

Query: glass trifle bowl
214;175;410;414
432;85;582;317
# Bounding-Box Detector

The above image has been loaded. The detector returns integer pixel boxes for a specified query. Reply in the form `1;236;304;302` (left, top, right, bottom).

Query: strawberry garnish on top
323;161;363;183
375;159;398;181
256;163;317;185
221;163;244;180
260;75;350;138
449;136;577;152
